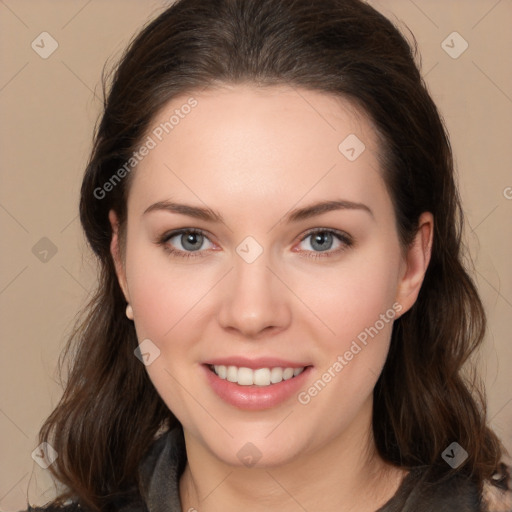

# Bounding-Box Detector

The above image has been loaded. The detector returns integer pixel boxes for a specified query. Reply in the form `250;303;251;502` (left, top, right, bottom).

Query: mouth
202;361;313;410
207;364;306;386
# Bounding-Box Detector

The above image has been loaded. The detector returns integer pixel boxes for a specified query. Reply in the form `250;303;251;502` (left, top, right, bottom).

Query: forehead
128;84;386;216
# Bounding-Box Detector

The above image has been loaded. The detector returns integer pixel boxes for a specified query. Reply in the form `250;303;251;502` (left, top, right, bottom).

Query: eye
158;228;215;258
296;228;353;258
157;227;353;260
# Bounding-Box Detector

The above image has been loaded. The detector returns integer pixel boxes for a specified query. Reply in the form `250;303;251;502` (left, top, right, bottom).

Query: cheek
124;235;217;340
293;245;401;349
123;243;215;420
291;239;402;406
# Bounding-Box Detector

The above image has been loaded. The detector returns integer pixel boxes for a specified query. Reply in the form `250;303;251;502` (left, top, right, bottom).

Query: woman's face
110;85;430;467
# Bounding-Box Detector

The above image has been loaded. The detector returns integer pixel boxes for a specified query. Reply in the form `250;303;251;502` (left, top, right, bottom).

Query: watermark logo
236;442;262;467
134;338;161;366
93;97;198;200
32;237;58;263
297;302;402;405
338;134;366;161
31;442;58;469
31;32;59;59
441;32;468;59
236;236;264;264
442;442;468;468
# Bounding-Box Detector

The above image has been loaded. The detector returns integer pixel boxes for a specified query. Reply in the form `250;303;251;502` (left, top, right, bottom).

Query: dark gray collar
138;426;187;512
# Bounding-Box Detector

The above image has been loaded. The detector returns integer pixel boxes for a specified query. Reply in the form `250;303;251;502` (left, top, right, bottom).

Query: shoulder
409;466;482;511
21;503;82;512
21;428;183;512
22;494;146;512
21;483;147;512
380;463;510;512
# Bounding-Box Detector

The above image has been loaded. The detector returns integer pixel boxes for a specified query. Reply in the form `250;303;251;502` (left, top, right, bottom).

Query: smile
202;362;313;410
209;364;306;386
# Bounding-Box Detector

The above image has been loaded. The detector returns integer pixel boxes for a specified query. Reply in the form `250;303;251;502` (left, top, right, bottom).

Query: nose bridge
234;251;273;296
217;242;291;337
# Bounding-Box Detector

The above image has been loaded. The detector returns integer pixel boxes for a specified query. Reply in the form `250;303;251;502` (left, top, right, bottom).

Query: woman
24;0;511;511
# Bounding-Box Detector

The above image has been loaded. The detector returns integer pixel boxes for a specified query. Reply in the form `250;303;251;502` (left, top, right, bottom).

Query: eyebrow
144;200;223;221
286;199;374;222
143;199;373;222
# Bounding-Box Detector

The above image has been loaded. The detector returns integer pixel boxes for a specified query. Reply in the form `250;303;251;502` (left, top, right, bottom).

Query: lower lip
202;364;313;411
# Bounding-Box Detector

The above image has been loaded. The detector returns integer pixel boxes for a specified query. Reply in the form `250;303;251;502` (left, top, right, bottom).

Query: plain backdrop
0;1;511;510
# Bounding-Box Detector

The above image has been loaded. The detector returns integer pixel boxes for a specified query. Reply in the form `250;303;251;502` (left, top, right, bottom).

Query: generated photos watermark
93;97;198;200
297;302;403;405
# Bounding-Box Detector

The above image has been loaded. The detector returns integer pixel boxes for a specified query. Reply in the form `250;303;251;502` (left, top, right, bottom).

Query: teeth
254;368;270;386
212;365;305;386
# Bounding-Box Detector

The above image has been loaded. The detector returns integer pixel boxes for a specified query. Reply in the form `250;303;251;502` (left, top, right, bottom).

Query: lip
204;356;311;370
202;363;313;411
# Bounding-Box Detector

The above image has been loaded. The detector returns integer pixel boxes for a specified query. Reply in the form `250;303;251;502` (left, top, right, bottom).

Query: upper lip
204;357;312;369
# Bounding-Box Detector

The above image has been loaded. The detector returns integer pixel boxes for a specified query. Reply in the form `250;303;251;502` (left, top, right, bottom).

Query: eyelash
157;228;354;260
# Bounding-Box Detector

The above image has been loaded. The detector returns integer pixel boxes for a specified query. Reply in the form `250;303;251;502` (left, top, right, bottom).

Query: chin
199;424;310;469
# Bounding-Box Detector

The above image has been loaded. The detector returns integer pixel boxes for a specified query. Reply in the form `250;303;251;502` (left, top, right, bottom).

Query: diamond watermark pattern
236;442;262;467
31;442;58;469
442;442;469;468
236;236;263;264
31;32;59;59
338;134;366;161
32;237;58;263
441;32;468;59
134;338;161;366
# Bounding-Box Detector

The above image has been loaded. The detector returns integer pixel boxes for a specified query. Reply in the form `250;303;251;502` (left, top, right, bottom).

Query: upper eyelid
162;228;217;247
162;227;213;240
298;227;351;241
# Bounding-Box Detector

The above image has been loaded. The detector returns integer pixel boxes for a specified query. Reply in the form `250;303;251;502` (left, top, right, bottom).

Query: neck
179;398;406;512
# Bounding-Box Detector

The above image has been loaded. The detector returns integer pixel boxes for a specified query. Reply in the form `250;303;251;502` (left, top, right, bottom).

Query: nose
217;252;292;339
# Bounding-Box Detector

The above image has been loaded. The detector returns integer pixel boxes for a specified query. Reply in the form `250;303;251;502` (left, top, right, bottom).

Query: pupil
183;232;202;251
312;232;332;251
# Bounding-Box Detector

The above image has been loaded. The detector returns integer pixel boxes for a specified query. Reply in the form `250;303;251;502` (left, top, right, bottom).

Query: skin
109;84;433;512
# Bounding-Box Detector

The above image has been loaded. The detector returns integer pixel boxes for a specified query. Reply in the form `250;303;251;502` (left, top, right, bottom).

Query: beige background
0;0;511;510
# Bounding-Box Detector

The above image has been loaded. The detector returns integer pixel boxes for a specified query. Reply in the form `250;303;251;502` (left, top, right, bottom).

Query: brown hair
37;0;509;510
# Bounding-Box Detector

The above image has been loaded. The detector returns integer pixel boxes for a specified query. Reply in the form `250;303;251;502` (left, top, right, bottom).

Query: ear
109;209;130;302
395;212;433;316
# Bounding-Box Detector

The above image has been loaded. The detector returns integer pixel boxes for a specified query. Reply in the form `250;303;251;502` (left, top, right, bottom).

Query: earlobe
108;209;130;302
395;212;434;315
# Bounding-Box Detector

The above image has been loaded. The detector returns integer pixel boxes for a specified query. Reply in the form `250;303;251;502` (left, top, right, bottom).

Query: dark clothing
24;426;510;512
